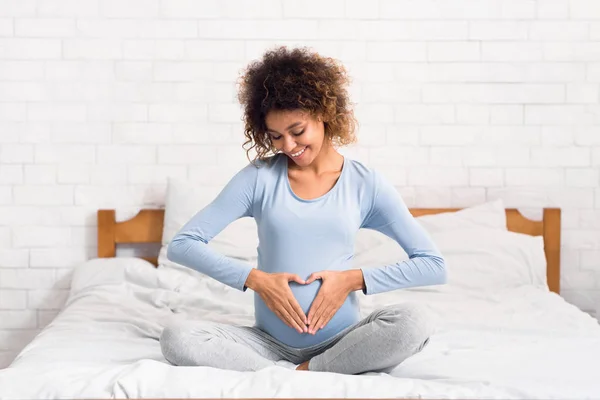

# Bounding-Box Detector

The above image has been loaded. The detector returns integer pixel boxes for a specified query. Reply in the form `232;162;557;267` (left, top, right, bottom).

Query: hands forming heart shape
245;269;363;334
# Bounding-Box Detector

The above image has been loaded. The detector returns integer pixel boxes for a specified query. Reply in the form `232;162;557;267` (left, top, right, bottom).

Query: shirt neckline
283;153;347;203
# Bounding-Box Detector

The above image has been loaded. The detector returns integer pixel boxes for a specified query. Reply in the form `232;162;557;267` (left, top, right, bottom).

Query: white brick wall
0;0;599;368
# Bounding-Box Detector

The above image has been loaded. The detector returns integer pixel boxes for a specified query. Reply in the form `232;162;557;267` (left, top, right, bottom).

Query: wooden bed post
543;208;561;295
98;209;116;259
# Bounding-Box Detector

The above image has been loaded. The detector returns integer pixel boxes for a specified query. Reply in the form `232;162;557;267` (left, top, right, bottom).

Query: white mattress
1;256;600;399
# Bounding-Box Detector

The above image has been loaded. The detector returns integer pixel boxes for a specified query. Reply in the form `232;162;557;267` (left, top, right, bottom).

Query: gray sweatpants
159;302;434;375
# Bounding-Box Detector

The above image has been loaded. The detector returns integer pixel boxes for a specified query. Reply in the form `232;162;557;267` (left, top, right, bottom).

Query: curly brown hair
237;46;358;164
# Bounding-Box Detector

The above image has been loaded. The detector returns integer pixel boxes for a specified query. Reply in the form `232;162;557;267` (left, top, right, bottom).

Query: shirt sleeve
166;163;259;292
359;171;447;295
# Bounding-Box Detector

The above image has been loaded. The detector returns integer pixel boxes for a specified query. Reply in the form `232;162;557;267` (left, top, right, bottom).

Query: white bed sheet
1;256;600;399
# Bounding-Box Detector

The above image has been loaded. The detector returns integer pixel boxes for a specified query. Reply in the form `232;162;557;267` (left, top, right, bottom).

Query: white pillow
354;227;548;292
416;199;507;233
158;177;259;277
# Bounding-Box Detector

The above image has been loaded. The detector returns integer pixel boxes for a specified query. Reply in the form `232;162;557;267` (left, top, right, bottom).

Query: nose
282;136;296;153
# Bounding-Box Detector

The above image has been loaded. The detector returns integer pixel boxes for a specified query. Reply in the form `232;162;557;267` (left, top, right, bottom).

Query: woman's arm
166;163;259;292
358;171;447;295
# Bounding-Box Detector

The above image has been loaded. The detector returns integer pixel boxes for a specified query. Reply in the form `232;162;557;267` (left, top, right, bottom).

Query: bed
1;196;600;399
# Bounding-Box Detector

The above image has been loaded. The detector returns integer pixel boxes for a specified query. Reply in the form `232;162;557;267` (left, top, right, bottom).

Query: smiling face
265;109;327;167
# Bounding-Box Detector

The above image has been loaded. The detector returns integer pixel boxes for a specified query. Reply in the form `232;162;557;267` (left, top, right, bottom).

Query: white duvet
1;254;600;399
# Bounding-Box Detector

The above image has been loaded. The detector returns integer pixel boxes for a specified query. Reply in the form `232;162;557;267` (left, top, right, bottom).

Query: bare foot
296;360;310;371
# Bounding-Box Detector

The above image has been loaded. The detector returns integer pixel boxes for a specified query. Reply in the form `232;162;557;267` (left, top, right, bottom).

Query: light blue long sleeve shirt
167;153;446;348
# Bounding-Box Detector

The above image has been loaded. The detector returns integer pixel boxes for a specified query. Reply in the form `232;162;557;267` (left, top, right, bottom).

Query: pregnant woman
159;46;447;375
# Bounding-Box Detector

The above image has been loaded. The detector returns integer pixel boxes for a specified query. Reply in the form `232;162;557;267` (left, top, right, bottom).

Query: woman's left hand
305;270;364;335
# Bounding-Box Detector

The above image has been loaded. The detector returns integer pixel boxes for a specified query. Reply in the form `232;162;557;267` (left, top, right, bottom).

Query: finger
311;309;328;335
287;274;306;285
309;300;328;334
319;306;337;330
278;306;304;334
307;293;325;326
288;296;308;326
305;272;322;285
281;300;306;332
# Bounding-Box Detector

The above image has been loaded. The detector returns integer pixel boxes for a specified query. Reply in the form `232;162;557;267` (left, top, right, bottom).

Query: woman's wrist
344;269;365;292
244;268;265;292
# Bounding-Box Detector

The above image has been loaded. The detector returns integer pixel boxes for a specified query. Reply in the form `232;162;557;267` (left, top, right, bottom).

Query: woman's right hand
245;269;308;334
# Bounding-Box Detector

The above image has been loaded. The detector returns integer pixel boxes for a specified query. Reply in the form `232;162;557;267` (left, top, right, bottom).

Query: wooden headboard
97;208;561;294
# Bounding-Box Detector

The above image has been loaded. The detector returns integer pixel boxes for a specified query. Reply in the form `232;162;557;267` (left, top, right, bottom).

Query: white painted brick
0;269;57;290
429;147;464;166
0;311;37;329
531;147;591;167
360;21;468;41
30;248;92;268
87;103;147;122
541;127;575;146
0;187;12;205
185;40;244;61
386;127;419;145
100;0;158;17
536;0;569;19
128;165;187;184
0;206;60;226
529;22;589;41
544;42;600;62
158;145;218;165
379;0;500;20
63;39;122;60
153;62;212;81
199;20;319;40
0;19;12;36
597;189;600;209
27;290;69;310
15;18;77;37
566;169;600;188
159;0;220;18
482;43;543;61
70;227;94;247
354;105;394;124
346;0;379;19
451;188;486;207
149;104;208;123
469;168;504;187
0;38;61;59
208;104;242;123
478;127;541;145
0;226;10;248
567;84;599;104
45;61;114;81
23;165;55;184
37;0;98;17
505;168;564;186
74;186;146;206
34;144;95;163
13;186;73;206
456;105;489;124
97;145;156;164
396;105;454;124
501;0;536;18
27;103;86;122
0;250;29;268
525;63;586;82
58;164;90;184
570;0;600;19
353;125;386;147
114;62;153;82
0;61;44;80
563;229;600;250
580;210;600;229
548;188;595;208
0;291;27;309
581;250;600;271
423;83;564;104
112;123;173;144
562;271;598;291
409;167;469;187
370;147;429;166
0;144;34;163
13;227;71;248
0;0;36;16
368;42;427;62
427;41;479;62
0;166;23;184
420;127;480;145
469;21;528;40
282;0;344;18
490;105;523;124
362;84;420;104
414;187;452;208
593;147;600;166
172;123;234;144
525;105;600;126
